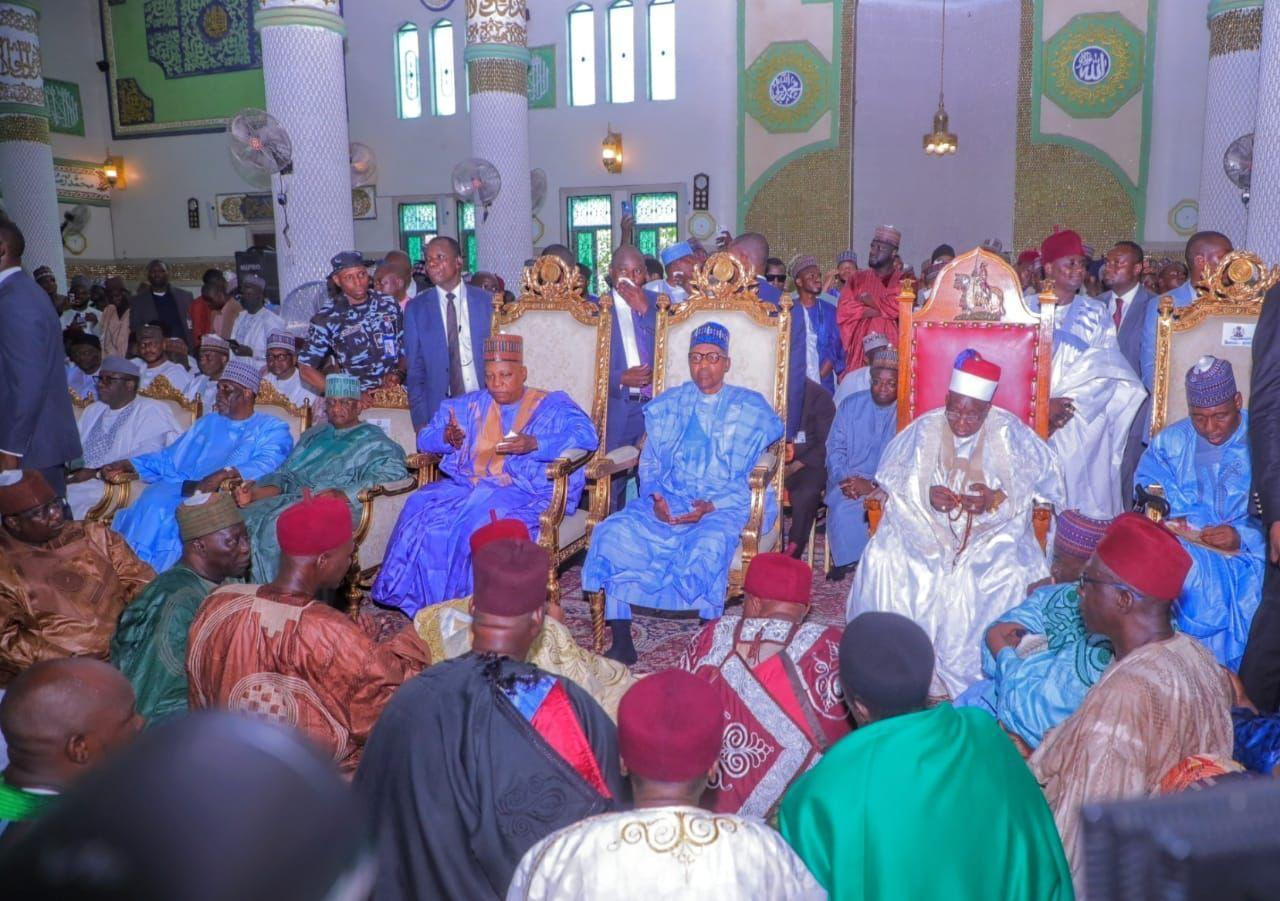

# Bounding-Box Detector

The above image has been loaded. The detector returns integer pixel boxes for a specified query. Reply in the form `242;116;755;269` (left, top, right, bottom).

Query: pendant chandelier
923;0;958;156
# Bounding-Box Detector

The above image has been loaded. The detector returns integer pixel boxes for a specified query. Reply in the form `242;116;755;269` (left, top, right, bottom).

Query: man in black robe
356;537;626;900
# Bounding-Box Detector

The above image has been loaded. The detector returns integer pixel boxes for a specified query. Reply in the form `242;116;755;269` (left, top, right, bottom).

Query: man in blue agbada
582;321;785;663
1134;355;1264;670
372;334;597;618
232;372;407;582
959;509;1115;750
104;360;293;571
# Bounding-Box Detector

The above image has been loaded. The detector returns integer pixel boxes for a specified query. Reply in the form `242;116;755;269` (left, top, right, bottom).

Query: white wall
853;0;1021;269
41;0;736;267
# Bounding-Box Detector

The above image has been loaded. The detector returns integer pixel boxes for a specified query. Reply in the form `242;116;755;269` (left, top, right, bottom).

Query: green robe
110;564;218;723
779;704;1073;901
0;777;55;831
243;421;407;582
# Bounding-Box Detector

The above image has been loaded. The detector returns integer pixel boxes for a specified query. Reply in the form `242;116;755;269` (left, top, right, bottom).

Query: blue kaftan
824;390;896;566
581;381;784;620
372;389;597;617
114;413;293;570
1134;412;1264;670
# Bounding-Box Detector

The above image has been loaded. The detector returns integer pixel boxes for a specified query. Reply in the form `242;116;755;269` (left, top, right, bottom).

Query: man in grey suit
403;236;492;431
130;259;193;348
1099;240;1155;499
0;220;82;496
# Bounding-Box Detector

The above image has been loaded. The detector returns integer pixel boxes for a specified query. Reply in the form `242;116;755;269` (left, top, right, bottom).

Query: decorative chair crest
520;254;586;303
689;252;757;301
364;384;410;409
1197;250;1280;305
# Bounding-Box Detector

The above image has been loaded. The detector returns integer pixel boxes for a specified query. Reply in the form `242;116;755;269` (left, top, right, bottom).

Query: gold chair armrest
544;448;591;480
748;449;780;491
587;445;640;479
357;478;418;503
101;468;139;486
405;452;441;486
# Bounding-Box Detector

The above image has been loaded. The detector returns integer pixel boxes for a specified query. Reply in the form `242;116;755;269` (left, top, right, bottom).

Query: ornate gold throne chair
253;378;314;443
584;252;792;651
866;247;1057;549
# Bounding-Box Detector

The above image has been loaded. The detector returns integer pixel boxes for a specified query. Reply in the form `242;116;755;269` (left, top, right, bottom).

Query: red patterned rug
365;526;851;676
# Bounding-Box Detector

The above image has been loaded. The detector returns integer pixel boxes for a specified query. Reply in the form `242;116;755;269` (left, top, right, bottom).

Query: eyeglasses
16;497;63;521
764;273;787;283
688;352;725;364
1077;573;1130;592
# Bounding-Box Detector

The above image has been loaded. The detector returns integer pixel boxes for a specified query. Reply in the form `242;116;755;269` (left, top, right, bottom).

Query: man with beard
130;260;192;347
261;332;314;407
64;333;102;400
98;276;131;358
104;360;292;570
111;492;250;722
183;334;231;411
838;226;903;371
791;255;843;394
133;324;192;393
227;274;285;362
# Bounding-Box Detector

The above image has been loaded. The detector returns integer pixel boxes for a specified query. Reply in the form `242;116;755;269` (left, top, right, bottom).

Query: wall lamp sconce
602;127;623;174
102;155;126;189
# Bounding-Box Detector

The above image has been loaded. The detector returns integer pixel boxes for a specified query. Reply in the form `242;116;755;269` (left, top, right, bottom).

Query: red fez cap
469;510;531;555
1040;229;1085;266
472;538;549;616
0;470;54;516
744;552;811;605
1016;249;1040;266
1094;512;1191;601
277;493;352;556
618;670;724;782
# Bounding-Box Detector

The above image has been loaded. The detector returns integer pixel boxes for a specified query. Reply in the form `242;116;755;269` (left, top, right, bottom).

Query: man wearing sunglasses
65;356;181;520
583;322;784;664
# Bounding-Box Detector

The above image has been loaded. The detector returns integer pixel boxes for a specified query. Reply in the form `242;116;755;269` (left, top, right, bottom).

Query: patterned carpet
364;523;852;675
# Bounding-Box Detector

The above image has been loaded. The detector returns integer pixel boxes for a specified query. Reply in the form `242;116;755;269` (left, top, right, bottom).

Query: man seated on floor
960;509;1113;750
372;334;596;617
583;323;784;664
849;350;1066;699
0;659;143;838
358;538;626;901
111;492;250;724
105;359;293;571
1030;513;1235;884
507;669;825;900
183;334;231;411
1134;356;1263;670
187;493;427;774
0;471;153;686
414;514;635;721
678;552;849;818
234;373;405;582
133;324;191;393
779;611;1071;900
262;332;315;408
825;343;899;580
65;356;181;520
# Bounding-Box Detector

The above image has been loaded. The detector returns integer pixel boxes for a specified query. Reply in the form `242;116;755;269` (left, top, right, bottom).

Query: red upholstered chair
866;247;1057;547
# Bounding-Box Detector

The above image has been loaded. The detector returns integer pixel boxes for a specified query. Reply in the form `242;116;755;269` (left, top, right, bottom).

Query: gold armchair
254;378;314;442
140;374;202;427
69;387;94;422
488;255;613;614
1150;251;1278;435
585;252;791;651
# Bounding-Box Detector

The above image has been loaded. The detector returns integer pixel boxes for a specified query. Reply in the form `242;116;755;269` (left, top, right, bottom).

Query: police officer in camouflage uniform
299;252;405;396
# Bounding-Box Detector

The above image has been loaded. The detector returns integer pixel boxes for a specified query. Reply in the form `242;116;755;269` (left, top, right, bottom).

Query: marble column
466;0;532;286
0;1;65;289
1197;2;1265;247
1247;0;1280;260
256;0;354;301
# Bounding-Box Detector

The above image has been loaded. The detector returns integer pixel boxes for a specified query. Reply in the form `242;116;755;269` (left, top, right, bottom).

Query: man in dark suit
1242;281;1280;711
0;220;82;496
130;259;193;348
729;233;805;439
1099;240;1156;497
404;236;492;431
600;246;658;510
786;378;836;559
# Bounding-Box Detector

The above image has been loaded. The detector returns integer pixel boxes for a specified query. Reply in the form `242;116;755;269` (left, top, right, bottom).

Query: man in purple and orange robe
679;552;850;819
357;537;625;901
373;334;597;617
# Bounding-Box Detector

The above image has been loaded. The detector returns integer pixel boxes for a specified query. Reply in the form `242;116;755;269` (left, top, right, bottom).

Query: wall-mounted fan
61;204;90;255
350;142;377;188
228;108;294;244
530;168;547;211
451;158;501;222
281;281;331;333
1224;133;1253;205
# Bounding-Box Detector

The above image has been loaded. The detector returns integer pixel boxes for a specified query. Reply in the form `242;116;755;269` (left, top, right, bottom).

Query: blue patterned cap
690;321;729;353
219;359;261;394
1186;355;1237;408
660;241;694;266
325;372;361;399
835;250;858;265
